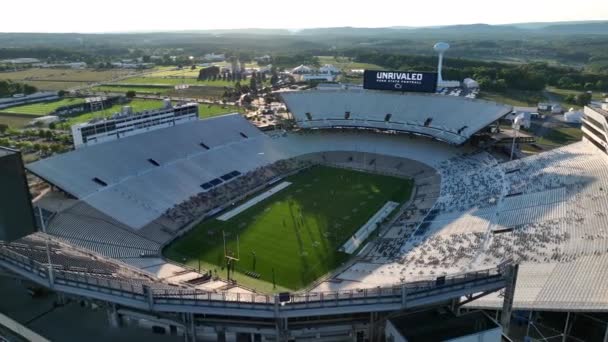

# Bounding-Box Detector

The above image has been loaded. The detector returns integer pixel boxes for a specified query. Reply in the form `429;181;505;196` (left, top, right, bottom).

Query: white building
1;58;40;64
300;74;336;82
71;101;198;149
463;78;479;89
564;108;584;123
203;53;225;62
503;107;537;129
291;65;315;74
318;64;340;74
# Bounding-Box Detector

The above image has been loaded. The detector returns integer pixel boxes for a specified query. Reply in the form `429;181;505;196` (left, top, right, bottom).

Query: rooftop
588;103;608;117
0;146;18;158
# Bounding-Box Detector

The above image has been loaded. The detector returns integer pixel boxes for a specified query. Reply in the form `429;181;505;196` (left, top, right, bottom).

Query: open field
59;101;242;127
117;77;236;87
482;87;605;109
142;68;202;78
15;81;89;91
480;90;545;106
197;104;244;118
164;165;413;291
60;99;165;126
0;98;85;116
0;114;32;128
316;56;384;71
545;86;606;110
91;84;227;99
0;68;137;82
90;85;171;95
531;122;583;147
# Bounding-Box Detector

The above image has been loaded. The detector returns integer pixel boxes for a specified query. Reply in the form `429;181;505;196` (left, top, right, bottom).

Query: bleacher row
281;89;512;144
164;158;312;226
0;233;182;292
28;114;288;229
329;140;608;310
46;202;163;259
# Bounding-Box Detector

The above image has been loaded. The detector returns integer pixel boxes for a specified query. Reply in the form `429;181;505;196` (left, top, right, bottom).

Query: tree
557;77;574;89
0;123;8;134
270;73;279;86
57;90;67;97
249;72;258;93
575;93;592;106
126;90;136;98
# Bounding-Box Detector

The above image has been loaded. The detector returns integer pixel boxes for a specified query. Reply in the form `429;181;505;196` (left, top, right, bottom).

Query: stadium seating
325;139;608;313
281;89;512;144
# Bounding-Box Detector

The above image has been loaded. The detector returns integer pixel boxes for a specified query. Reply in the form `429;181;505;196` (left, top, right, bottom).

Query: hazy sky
2;0;607;33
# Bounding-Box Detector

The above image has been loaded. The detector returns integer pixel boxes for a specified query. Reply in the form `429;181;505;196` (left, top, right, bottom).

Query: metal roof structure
281;89;512;144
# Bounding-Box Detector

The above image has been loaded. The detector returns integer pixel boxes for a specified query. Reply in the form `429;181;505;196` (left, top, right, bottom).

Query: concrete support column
500;264;519;335
562;312;571;342
525;311;533;338
106;304;121;328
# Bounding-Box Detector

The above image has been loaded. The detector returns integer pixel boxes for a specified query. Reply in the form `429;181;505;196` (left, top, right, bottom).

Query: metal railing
0;244;507;316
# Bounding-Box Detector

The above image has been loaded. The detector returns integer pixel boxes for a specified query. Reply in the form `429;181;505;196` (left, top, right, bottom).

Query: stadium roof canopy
27;114;466;229
27;114;282;228
281;89;512;145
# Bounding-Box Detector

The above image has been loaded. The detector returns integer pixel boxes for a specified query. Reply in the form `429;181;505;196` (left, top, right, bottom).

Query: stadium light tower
433;42;450;84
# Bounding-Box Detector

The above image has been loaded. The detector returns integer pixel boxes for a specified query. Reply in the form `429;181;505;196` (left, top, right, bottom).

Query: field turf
0;98;85;116
164;165;412;291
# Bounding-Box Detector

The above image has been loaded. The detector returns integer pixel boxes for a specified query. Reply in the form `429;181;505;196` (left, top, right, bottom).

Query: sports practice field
164;165;413;291
0;98;85;116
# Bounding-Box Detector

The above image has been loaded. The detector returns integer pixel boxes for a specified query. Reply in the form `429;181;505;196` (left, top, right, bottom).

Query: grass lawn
316;56;383;71
117;77;237;87
61;99;165;126
530;122;583;147
545;86;605;110
164;165;413;292
0;98;85;116
59;100;243;127
198;104;244;118
0;114;32;128
0;68;136;82
142;68;202;78
91;85;172;94
479;90;545;106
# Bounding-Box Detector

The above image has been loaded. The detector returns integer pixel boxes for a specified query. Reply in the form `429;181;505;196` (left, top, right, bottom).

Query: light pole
510;114;522;161
38;206;54;287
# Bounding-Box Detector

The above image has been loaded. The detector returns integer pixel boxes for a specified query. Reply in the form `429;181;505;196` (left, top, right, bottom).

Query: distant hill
294;21;608;37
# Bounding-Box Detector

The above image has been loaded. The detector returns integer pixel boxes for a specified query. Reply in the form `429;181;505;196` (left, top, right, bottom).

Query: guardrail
0;244;508;318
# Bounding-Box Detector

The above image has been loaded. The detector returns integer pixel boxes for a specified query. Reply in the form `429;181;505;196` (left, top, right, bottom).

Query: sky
2;0;607;33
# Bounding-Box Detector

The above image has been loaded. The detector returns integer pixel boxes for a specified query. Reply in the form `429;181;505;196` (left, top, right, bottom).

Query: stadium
2;79;608;341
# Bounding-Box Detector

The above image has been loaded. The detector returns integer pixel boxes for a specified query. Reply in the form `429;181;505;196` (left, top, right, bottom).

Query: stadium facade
71;101;198;148
1;92;608;341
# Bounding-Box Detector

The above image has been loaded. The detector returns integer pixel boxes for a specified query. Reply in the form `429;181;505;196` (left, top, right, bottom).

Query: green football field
164;165;413;291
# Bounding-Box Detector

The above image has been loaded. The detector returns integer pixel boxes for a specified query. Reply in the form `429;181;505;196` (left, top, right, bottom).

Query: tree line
0;80;37;97
353;52;607;92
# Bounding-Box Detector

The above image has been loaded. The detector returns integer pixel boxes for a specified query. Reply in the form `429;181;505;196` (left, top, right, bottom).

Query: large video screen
363;70;438;93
